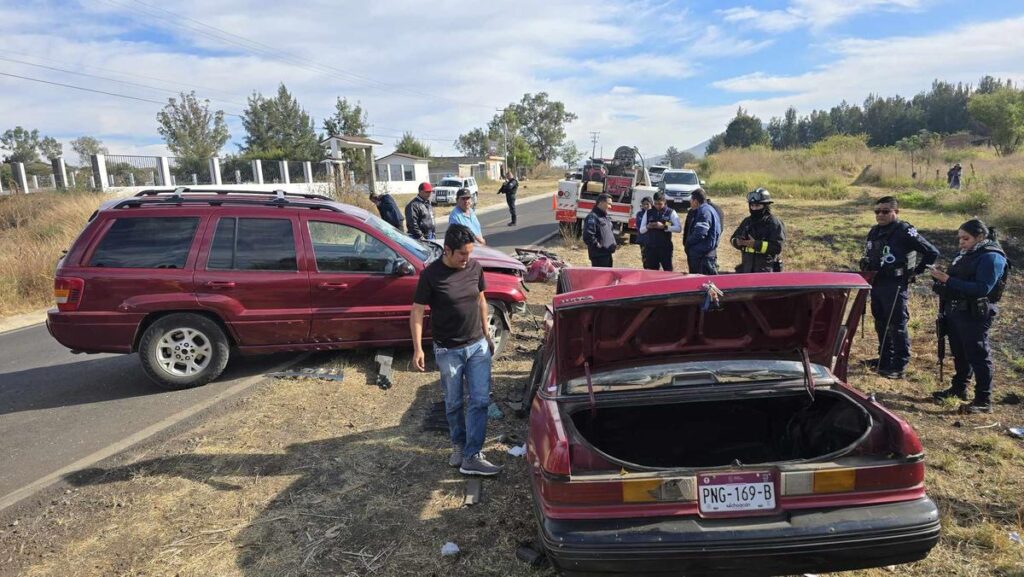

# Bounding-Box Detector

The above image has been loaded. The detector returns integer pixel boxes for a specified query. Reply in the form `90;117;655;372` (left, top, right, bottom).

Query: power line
104;0;496;111
0;71;244;117
0;56;247;108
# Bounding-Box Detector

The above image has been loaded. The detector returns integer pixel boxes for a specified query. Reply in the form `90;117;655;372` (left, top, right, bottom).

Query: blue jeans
434;338;492;457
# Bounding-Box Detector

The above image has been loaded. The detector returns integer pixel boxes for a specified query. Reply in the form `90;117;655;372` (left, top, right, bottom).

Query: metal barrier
105;155;162;187
262;161;283;184
168;157;212;185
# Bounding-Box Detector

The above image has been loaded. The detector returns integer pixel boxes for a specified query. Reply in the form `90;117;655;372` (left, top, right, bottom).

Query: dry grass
0;191;107;316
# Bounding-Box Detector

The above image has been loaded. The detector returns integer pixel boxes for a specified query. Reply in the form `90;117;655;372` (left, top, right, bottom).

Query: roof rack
133;187;335;202
112;196;345;213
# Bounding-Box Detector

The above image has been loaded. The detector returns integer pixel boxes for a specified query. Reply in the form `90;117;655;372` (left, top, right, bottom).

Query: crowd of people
371;175;1010;475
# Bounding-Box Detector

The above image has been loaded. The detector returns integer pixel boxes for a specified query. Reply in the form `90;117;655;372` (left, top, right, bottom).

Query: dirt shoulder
2;197;1022;576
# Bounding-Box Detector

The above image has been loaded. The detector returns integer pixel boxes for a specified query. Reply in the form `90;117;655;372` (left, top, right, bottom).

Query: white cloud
718;0;927;33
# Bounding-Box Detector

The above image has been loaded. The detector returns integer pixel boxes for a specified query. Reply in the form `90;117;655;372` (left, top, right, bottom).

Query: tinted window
664;172;699;185
308;221;400;273
89;217;199;268
208;218;297;271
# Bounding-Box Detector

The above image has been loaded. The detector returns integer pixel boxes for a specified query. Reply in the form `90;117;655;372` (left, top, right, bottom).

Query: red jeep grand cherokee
525;268;939;577
48;188;527;390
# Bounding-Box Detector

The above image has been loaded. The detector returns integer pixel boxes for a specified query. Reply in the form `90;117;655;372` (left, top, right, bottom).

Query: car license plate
698;471;775;514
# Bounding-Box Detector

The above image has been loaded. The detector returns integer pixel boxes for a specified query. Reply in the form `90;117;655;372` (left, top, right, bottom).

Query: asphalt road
0;192;557;508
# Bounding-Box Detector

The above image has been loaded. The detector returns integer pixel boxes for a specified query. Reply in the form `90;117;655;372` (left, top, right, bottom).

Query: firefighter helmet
747;187;774;204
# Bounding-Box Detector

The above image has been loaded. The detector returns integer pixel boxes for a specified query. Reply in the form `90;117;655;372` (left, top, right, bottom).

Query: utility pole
589;131;600;159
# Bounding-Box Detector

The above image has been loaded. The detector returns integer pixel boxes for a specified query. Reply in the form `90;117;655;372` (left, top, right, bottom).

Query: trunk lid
553;271;869;383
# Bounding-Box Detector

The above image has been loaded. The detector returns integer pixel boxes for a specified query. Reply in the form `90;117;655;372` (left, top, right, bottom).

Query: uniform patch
907;227;918;238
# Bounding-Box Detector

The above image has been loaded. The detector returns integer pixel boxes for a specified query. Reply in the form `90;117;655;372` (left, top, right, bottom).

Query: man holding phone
639;191;682;271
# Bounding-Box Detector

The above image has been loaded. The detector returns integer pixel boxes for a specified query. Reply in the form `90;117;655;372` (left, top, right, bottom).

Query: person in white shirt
638;191;682;271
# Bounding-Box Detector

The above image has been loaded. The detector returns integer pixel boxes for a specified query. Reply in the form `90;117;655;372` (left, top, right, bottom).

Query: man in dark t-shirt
410;224;502;477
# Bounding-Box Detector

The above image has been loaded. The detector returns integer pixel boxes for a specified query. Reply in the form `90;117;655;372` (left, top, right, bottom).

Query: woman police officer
929;219;1010;414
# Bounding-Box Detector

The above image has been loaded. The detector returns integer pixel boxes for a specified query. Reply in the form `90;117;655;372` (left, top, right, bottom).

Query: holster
968;297;990;319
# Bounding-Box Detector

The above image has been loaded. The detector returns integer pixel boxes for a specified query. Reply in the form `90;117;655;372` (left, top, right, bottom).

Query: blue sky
2;0;1023;161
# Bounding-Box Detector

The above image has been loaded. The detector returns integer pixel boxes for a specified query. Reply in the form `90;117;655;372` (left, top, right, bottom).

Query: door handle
317;282;350;290
204;281;236;289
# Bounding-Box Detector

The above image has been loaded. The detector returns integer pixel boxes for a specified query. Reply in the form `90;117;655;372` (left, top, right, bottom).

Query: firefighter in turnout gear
730;188;785;273
859;196;940;379
929;219;1011;414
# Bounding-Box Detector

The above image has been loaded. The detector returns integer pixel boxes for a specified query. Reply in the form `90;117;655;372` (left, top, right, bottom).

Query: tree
455;127;490;157
968;87;1024;156
322;97;370;178
781;107;799;149
560;141;583;167
39;136;62;161
664;146;694;168
70;136;108;167
1;126;41;163
241;84;321;160
394;132;431;158
705;133;726;155
722;108;768;148
507;92;577;163
157;91;230;160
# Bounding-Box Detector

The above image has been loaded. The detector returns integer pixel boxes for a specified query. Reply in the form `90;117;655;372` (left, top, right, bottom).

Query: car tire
138;313;230;390
487;302;509;358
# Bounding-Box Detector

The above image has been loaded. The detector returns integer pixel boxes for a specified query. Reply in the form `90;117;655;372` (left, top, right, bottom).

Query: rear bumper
46;309;138;353
539;497;940;577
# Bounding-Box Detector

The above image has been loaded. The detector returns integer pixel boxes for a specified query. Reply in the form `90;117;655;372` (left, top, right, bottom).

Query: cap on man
448;188;485;245
405;182;436;240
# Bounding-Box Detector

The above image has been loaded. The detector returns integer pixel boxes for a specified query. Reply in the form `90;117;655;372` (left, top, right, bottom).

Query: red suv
48;189;527;389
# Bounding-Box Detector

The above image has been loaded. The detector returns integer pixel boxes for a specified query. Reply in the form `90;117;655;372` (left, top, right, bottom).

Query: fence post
52;157;69;190
128;172;136;186
69;171;77;188
280;161;290;184
92;154;108;192
252;159;264;184
234;170;241;184
32;175;39;190
89;175;95;188
108;174;114;188
209;157;223;185
158;157;171;187
191;173;198;185
13;162;29;193
0;169;4;194
303;161;313;183
147;171;155;185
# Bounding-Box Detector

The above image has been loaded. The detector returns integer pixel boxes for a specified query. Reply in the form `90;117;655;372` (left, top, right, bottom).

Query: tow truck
553;146;658;242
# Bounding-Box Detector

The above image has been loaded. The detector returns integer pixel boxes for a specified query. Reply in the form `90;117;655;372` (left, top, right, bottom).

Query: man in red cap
406;182;436;240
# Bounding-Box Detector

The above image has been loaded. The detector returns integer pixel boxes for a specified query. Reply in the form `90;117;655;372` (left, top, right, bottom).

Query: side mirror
395;260;416;276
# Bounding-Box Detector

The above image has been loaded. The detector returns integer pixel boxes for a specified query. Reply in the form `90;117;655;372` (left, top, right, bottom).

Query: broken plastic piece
464;479;482;506
1009;427;1024;439
515;541;548;567
441;542;460;556
507;444;526;457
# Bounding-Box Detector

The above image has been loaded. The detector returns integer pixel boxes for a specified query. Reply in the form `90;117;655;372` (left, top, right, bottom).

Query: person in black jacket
859;196;940;379
730;188;785;273
582;193;617;267
929;219;1010;413
405;182;436;240
497;171;519;226
370;191;404;229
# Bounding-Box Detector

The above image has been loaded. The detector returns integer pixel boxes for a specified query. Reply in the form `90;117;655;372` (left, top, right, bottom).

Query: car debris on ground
440;542;460;556
268;367;345;382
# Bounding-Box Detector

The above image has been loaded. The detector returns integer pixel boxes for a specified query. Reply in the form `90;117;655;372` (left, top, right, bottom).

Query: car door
194;213;311;346
302;216;420;345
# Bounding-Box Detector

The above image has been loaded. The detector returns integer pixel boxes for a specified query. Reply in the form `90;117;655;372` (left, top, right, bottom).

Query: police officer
859;196;939;379
929;219;1010;414
582;193;617;267
730;188;785;273
639;191;681;271
498;171;519;226
634;196;652;264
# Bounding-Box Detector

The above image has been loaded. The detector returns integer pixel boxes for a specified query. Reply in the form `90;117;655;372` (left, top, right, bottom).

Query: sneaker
448;445;464;468
932;387;968;402
459;453;503;476
961;401;992;414
878;370;904;380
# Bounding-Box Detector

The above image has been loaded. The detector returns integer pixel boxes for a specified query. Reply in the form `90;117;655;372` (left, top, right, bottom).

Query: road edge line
0;354;306;512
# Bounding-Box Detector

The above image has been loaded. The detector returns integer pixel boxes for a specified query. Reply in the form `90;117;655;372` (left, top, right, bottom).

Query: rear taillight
785;462;924;496
541;477;668;505
543;438;571;476
54;277;85;311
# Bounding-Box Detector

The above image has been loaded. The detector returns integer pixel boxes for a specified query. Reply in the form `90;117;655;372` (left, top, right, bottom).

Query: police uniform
860;220;939;375
936;241;1010;407
639;206;681;271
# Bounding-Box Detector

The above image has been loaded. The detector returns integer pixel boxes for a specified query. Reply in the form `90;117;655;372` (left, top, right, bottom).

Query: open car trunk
569;389;871;469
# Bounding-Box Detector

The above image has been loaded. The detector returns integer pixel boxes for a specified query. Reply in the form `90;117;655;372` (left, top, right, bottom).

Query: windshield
364;214;433;262
439;179;463;188
649;166;667;175
663;172;698;185
564;359;832;394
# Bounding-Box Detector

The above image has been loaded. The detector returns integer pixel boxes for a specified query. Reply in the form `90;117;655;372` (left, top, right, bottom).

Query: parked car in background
431;176;478;206
648;165;669;186
525;268;940;577
659;168;704;211
47;188;526;390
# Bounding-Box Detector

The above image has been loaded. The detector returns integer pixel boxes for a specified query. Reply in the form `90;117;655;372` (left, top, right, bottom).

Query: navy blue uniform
683;202;721;275
634;208;649;262
940;242;1009;403
639;206;681;271
376;194;404;229
861;221;939;373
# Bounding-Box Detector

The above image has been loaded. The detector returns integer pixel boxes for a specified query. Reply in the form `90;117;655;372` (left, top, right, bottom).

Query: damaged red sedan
526;269;939;577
